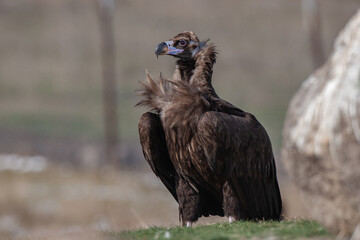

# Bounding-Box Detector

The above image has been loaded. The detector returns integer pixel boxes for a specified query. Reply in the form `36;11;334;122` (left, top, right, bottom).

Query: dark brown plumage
137;32;282;226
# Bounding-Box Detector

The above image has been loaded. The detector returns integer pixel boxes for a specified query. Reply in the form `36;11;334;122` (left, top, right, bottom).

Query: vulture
137;31;282;226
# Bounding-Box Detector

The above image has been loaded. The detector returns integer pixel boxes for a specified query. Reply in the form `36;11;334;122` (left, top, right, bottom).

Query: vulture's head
155;31;205;60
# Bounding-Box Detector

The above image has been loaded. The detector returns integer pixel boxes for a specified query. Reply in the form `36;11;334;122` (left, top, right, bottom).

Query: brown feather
137;32;282;224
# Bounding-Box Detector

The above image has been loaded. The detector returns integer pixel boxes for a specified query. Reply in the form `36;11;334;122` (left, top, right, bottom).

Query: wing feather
138;112;178;201
197;111;282;219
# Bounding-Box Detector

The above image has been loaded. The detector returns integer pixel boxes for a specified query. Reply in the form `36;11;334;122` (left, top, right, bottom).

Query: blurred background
0;0;359;239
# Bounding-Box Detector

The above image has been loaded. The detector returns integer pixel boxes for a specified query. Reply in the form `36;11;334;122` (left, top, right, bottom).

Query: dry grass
0;166;310;239
0;167;178;239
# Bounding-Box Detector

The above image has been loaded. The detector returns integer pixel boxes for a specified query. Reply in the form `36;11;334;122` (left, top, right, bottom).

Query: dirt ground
0;165;309;240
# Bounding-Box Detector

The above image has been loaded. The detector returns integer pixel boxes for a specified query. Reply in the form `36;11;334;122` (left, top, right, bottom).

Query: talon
228;216;235;223
186;221;193;227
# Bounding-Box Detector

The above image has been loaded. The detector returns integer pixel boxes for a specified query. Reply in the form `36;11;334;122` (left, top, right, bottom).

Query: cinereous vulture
137;31;282;226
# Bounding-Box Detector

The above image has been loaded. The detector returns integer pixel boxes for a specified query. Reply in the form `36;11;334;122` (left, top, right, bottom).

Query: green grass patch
110;220;332;240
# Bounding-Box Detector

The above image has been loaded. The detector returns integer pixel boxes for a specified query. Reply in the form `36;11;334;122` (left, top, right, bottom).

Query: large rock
282;9;360;237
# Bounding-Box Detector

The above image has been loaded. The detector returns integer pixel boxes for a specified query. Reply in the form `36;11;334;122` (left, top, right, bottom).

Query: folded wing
138;112;178;201
197;110;282;219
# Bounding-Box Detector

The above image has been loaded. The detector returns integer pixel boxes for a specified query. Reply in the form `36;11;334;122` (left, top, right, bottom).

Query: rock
282;9;360;237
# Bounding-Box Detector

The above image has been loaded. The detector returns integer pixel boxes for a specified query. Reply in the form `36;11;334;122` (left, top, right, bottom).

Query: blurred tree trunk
282;9;360;238
98;0;119;167
302;0;325;69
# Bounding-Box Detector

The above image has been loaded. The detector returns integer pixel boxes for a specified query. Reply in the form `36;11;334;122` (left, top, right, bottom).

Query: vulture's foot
177;177;200;225
223;181;241;220
186;221;193;227
228;216;235;223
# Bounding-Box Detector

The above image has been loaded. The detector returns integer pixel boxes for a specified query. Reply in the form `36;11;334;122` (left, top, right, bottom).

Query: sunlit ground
0;163;179;239
0;155;308;240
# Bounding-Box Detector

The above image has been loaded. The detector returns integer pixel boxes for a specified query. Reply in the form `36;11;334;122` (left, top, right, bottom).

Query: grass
0;168;180;239
111;220;332;240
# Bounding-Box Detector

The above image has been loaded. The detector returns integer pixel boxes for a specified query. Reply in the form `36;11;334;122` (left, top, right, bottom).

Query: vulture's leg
222;181;241;222
138;112;178;201
176;177;200;226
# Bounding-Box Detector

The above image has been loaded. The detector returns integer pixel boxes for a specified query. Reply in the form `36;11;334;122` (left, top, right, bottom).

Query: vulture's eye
178;40;187;47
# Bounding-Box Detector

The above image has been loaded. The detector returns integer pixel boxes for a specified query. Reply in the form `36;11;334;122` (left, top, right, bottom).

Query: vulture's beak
155;40;183;58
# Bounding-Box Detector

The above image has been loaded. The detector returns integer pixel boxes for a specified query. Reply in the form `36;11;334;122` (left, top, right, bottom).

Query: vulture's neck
174;45;217;96
173;59;195;83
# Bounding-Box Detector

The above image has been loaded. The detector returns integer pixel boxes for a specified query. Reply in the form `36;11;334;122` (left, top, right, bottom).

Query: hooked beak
155;40;183;58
